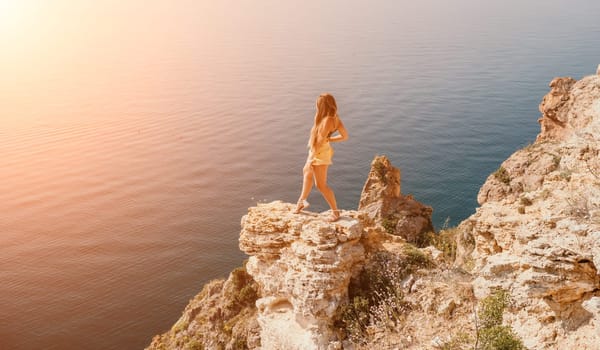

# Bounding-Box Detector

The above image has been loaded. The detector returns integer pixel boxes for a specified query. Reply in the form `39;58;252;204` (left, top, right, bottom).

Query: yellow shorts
310;142;333;166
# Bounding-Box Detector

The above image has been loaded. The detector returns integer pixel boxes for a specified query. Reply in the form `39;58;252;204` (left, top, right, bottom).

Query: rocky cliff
239;202;365;350
460;72;600;349
148;69;600;350
147;156;439;350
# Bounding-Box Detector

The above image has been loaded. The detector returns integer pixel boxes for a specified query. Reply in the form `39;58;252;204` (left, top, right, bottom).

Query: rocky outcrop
146;265;261;350
239;202;365;350
358;155;434;243
146;155;436;350
149;68;600;350
537;77;577;142
236;155;437;349
478;73;600;204
460;72;600;349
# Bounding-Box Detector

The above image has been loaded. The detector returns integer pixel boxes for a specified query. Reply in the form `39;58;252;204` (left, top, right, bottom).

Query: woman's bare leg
299;160;315;201
313;164;339;220
294;159;314;213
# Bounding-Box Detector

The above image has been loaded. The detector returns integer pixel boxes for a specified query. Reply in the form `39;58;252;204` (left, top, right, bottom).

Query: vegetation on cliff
441;289;525;350
334;245;431;344
334;228;523;349
147;263;260;350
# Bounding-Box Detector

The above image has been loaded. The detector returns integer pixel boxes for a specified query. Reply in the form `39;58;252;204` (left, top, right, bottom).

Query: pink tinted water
2;1;600;349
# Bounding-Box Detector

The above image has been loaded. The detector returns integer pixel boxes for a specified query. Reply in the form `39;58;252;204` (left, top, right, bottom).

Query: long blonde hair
308;93;338;150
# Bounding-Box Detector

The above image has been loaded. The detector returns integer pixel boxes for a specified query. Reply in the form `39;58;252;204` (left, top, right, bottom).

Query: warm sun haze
2;0;600;349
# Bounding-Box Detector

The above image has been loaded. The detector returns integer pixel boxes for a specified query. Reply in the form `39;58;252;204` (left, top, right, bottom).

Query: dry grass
566;193;593;220
334;247;431;345
418;226;461;261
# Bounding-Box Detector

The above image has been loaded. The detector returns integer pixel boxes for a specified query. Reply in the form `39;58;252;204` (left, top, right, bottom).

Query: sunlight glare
0;1;29;30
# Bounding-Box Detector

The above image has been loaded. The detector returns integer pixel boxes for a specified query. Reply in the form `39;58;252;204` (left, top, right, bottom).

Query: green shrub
494;166;511;185
336;296;370;342
440;332;473;350
228;266;259;308
373;158;387;183
477;290;524;350
402;244;433;269
479;325;525;350
185;339;204;350
381;215;398;234
442;290;525;350
478;290;509;328
418;228;459;261
171;318;189;334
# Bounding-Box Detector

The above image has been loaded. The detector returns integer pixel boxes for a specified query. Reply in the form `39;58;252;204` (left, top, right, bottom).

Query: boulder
358;155;434;243
239;201;365;350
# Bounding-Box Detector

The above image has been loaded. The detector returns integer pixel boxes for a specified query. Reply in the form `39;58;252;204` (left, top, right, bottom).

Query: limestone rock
478;74;600;204
464;72;600;349
358;155;434;243
146;266;260;350
239;201;365;350
537;77;577;142
582;297;600;316
422;246;444;263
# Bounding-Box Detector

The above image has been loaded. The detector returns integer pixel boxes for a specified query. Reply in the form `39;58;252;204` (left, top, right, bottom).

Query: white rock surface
240;201;365;350
460;72;600;349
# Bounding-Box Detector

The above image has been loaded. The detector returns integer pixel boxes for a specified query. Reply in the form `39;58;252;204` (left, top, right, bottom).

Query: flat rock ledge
239;201;364;350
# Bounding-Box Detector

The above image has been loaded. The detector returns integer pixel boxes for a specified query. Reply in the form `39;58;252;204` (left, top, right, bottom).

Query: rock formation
146;265;261;349
239;202;365;350
147;156;435;350
478;73;600;204
461;72;600;349
358;155;434;243
536;77;577;142
236;155;437;349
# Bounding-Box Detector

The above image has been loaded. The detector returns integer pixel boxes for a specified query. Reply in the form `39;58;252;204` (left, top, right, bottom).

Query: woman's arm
328;118;348;143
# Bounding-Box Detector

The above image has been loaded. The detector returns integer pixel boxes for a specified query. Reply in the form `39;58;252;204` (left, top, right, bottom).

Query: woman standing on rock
293;93;348;222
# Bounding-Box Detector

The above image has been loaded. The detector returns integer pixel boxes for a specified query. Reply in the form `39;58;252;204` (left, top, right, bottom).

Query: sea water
1;0;599;348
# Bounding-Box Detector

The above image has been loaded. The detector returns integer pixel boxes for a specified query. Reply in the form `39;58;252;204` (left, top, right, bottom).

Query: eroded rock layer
239;202;365;350
358;155;434;243
461;73;600;349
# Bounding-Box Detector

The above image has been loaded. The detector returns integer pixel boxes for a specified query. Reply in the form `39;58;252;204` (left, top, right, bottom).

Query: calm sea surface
1;0;599;349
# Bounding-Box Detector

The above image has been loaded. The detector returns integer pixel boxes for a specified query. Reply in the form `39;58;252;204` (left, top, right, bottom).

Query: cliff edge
147;156;439;349
239;202;364;349
148;68;600;350
459;72;600;349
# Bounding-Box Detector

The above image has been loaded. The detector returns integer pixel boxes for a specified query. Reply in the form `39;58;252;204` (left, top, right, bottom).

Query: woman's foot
293;199;310;214
327;210;340;222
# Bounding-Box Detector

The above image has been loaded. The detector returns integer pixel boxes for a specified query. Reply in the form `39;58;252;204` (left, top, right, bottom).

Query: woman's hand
317;116;348;144
328;119;348;143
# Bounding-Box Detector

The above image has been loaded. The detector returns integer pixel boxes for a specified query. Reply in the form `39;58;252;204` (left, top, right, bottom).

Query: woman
293;93;348;222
